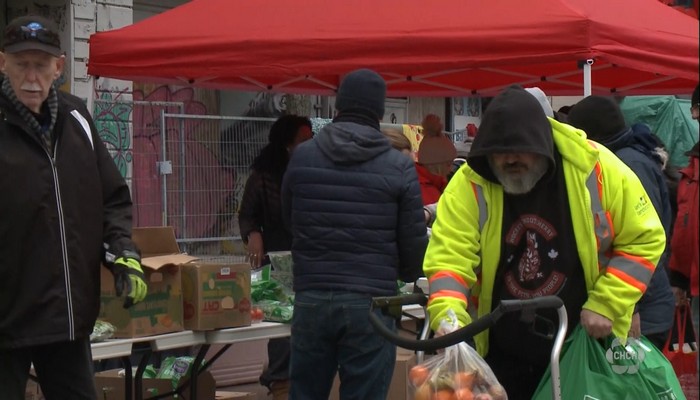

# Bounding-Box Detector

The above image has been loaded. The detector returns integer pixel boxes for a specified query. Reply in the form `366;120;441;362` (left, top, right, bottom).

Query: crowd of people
1;12;697;400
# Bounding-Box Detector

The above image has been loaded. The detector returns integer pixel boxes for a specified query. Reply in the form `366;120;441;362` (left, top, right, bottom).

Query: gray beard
490;157;549;195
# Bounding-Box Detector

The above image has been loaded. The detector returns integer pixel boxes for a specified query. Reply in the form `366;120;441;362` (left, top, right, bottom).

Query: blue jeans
289;290;396;400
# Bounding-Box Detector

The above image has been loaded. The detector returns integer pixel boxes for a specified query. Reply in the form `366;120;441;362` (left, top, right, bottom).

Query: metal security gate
159;113;274;261
93;99;274;262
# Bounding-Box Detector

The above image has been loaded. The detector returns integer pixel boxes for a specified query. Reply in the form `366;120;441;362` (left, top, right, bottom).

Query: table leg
133;348;152;400
188;344;211;400
121;356;133;400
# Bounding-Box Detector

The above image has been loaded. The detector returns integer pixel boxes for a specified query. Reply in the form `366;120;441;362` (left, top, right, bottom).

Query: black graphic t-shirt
489;149;587;367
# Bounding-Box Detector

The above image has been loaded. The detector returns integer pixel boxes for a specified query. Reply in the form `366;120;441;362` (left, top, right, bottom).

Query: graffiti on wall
93;90;133;176
92;84;237;246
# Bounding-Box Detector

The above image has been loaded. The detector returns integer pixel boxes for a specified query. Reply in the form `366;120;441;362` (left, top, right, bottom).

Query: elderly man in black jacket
0;15;146;399
282;68;428;400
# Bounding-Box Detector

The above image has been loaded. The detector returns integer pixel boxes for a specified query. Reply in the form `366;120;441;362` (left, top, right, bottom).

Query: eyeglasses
4;22;60;48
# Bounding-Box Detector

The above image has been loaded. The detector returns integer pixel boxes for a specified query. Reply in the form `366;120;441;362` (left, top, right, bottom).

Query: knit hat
2;15;61;57
567;96;627;142
524;87;554;118
418;115;456;164
335;69;386;119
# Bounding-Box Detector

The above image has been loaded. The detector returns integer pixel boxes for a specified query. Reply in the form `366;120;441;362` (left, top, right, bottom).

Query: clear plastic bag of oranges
408;311;507;400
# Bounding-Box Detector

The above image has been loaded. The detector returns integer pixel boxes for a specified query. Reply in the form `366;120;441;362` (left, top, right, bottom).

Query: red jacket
416;163;447;205
669;153;699;296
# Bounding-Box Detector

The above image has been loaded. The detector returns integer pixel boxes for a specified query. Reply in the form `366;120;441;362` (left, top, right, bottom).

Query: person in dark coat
568;96;675;349
282;68;427;400
238;114;312;399
0;15;146;399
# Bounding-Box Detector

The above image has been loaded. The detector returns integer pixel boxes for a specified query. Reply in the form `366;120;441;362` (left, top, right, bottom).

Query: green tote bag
532;325;686;400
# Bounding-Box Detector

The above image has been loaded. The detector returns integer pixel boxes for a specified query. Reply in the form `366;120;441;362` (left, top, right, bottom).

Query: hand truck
369;294;568;400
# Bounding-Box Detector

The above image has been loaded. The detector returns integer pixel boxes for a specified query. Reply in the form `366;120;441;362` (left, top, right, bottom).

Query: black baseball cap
2;15;62;57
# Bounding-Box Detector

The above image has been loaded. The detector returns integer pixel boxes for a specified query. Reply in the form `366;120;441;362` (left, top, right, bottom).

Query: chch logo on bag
605;338;646;374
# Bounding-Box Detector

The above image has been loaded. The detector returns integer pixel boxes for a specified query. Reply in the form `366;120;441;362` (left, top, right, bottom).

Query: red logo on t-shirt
504;214;565;298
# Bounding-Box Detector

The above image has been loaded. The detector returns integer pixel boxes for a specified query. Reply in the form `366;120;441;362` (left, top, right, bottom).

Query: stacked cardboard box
182;263;251;330
100;227;195;337
99;227;253;337
94;369;215;400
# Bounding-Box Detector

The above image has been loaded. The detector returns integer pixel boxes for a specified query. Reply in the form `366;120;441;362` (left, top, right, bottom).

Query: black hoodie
467;86;555;182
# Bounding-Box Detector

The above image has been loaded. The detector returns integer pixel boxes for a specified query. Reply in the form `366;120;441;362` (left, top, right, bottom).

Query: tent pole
583;59;594;97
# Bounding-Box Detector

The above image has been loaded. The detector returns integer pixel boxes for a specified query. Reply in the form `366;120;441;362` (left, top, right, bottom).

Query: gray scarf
1;78;58;153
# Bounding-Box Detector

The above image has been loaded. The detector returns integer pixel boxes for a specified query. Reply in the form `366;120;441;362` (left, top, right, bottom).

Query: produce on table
251;271;294;323
90;319;115;342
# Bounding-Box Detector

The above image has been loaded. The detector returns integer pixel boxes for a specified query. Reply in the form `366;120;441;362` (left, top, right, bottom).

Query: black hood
315;121;391;165
467;86;555;182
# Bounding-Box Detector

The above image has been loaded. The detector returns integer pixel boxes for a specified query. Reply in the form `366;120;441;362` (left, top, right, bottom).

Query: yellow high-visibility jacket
424;118;665;356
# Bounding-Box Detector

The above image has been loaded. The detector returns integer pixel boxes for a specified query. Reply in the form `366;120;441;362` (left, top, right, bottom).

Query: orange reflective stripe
604;210;615;240
585;157;614;272
429;271;469;301
594;162;604;204
470;182;479;200
430;270;468;287
612;250;656;274
607;268;647;293
429;290;468;304
606;250;655;293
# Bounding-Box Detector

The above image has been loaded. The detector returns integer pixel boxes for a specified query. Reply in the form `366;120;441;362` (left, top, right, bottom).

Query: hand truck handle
369;295;564;352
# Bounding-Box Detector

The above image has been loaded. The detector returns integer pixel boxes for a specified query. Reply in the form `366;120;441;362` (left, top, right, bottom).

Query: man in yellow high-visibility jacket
423;86;665;399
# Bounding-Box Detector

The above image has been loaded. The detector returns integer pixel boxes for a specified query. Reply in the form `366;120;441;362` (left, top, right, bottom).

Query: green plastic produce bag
533;326;686;400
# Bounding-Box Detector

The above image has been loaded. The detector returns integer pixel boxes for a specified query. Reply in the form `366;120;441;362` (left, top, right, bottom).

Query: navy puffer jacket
605;124;675;335
282;121;427;296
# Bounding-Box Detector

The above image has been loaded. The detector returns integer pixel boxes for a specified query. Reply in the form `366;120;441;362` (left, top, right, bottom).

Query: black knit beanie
567;96;627;142
335;69;386;120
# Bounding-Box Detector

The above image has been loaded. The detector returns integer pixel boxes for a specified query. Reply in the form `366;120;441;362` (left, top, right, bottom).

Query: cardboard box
94;369;215;400
329;352;417;400
215;391;257;400
100;226;197;338
181;263;252;330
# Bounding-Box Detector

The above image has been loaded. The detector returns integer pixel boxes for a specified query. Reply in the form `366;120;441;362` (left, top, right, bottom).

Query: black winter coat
0;87;136;348
238;170;292;253
282;121;427;296
605;126;675;335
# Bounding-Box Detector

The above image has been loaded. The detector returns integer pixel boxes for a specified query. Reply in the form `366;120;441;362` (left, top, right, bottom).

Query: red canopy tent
88;0;699;97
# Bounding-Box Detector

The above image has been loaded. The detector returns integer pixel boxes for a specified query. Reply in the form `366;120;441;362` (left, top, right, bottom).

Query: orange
455;388;474;400
414;384;433;400
432;389;456;400
409;365;430;387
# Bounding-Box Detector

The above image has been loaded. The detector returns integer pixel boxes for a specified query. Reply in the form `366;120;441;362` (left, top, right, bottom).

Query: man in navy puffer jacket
282;69;427;400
